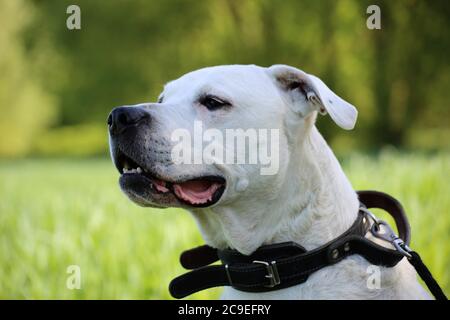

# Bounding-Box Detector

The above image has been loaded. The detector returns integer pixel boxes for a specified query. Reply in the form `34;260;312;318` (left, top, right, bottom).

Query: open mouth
115;151;226;208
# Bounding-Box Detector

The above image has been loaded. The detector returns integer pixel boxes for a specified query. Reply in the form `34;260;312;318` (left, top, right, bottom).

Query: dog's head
108;64;357;211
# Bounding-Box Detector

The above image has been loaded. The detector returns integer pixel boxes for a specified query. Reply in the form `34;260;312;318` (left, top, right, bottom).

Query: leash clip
361;207;412;258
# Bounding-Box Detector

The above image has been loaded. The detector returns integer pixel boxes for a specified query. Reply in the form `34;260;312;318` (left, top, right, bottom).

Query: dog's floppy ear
267;64;357;130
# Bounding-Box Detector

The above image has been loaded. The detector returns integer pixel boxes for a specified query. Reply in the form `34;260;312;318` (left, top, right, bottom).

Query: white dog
108;64;429;299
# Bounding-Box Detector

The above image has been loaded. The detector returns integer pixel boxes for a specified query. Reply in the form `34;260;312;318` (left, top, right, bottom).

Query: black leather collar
169;190;411;299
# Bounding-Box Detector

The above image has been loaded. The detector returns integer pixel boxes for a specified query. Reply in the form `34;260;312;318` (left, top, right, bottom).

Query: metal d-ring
361;207;412;258
360;207;381;229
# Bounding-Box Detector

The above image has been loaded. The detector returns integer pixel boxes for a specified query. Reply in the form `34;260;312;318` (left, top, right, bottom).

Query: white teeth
122;167;142;174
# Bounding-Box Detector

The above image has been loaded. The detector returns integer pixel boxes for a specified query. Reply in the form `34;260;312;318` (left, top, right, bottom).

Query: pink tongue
173;180;221;205
153;178;169;193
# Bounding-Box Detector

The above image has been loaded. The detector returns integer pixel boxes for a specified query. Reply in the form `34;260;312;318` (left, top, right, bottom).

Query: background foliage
0;0;449;299
0;152;449;299
0;0;448;157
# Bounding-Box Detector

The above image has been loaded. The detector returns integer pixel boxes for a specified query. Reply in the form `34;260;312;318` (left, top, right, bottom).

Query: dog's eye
157;95;164;103
200;95;231;111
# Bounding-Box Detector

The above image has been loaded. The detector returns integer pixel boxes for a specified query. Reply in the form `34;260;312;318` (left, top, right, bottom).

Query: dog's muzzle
108;106;227;208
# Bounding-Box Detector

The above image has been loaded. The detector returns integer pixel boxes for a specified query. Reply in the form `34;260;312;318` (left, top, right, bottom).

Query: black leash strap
360;192;447;300
169;191;447;300
405;250;447;300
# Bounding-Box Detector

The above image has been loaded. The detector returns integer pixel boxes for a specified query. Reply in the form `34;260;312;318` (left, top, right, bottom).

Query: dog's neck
191;126;359;255
270;126;360;250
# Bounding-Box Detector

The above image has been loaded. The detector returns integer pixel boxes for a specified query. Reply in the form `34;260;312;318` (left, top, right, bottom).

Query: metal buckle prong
253;260;281;288
225;264;233;286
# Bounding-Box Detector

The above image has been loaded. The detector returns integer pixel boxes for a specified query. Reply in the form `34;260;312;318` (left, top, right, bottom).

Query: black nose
107;106;150;135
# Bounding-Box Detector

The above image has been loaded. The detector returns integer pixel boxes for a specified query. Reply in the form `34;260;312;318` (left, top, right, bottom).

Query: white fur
130;65;430;299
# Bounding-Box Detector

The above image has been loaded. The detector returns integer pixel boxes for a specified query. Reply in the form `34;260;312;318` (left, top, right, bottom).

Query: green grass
0;151;449;299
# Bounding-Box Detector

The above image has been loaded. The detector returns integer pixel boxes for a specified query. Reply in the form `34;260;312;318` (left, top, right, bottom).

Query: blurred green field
0;151;449;299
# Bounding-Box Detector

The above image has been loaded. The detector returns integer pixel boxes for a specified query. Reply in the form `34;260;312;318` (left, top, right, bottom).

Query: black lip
114;149;138;174
113;148;165;181
114;148;226;207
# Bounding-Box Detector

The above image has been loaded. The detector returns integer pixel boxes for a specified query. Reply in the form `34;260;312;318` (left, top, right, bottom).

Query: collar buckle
253;260;281;288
